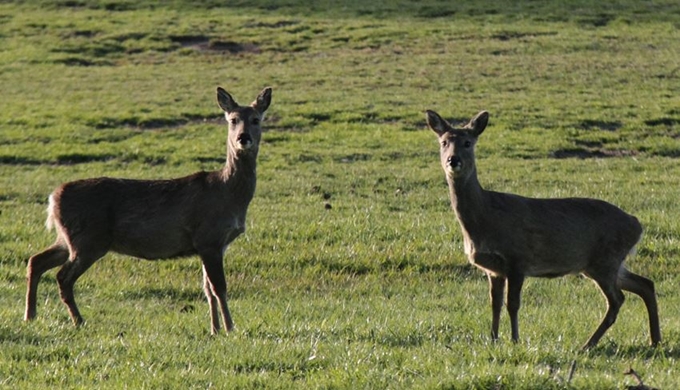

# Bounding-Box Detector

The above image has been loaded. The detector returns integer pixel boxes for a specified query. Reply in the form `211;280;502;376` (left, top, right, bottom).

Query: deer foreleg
200;251;234;334
506;272;525;342
202;264;221;334
488;274;505;341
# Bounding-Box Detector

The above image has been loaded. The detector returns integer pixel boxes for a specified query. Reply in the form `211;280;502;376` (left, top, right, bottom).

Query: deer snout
447;156;463;172
236;133;253;149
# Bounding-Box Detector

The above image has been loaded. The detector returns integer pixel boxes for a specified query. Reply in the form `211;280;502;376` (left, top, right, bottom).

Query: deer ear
217;87;239;113
469;110;489;137
425;110;449;136
252;87;272;114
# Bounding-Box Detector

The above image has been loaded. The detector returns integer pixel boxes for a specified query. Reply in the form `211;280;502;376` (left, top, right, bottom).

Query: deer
24;86;272;335
425;109;661;350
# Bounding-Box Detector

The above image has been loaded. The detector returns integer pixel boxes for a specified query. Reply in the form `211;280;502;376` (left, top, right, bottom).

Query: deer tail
45;194;57;231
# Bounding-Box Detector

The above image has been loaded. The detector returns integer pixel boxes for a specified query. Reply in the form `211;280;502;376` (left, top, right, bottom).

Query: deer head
217;87;272;155
426;110;489;180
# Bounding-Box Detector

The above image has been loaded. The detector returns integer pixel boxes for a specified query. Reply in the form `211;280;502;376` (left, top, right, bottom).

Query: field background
1;0;679;388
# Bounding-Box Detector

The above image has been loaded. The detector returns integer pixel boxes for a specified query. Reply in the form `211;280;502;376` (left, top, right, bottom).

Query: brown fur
25;87;272;334
426;109;660;349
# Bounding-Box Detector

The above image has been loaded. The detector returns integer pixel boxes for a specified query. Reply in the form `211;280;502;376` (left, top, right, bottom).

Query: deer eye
251;117;260;125
463;140;472;148
230;117;240;125
441;140;448;147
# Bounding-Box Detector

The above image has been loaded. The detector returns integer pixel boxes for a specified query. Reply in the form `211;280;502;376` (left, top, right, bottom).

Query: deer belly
524;263;578;278
111;233;195;260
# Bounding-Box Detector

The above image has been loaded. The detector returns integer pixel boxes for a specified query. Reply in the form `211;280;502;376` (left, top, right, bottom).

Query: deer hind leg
488;273;506;341
55;249;104;326
506;273;525;343
25;244;70;321
200;251;234;334
582;274;625;350
617;267;661;346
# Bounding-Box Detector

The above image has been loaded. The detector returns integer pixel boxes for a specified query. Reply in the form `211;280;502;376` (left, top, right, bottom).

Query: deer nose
447;156;462;171
237;133;252;148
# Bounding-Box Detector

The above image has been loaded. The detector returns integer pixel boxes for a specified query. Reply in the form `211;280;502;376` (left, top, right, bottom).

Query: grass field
1;0;679;388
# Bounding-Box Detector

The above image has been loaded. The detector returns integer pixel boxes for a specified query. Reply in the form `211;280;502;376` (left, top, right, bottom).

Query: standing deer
426;109;661;349
24;87;272;334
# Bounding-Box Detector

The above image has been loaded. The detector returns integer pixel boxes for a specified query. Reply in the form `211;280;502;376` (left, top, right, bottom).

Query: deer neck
221;146;258;201
447;169;487;231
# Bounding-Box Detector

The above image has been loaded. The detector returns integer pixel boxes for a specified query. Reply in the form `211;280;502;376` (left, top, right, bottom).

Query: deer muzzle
447;156;462;172
236;133;253;149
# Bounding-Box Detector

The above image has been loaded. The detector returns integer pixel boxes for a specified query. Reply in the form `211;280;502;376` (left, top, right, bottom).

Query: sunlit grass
1;1;679;388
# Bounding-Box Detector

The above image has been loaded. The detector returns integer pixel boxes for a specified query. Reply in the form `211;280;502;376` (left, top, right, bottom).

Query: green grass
1;1;680;388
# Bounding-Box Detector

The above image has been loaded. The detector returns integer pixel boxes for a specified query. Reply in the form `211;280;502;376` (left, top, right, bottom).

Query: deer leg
506;273;525;343
200;251;233;334
55;253;100;326
25;244;70;321
582;275;625;350
617;268;661;346
488;274;506;341
202;264;221;335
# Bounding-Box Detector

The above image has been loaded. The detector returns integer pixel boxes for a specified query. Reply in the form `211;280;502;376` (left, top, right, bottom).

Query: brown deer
426;109;661;349
24;87;272;334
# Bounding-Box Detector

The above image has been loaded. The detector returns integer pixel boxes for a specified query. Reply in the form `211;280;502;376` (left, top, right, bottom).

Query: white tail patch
628;233;642;259
45;194;57;231
618;234;642;279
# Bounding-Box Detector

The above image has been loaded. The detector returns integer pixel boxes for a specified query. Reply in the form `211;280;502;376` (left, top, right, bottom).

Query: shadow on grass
0;156;43;165
583;342;680;359
170;35;261;54
88;114;217;130
118;286;203;302
55;153;117;164
0;153;117;165
0;153;176;166
296;255;477;278
577;119;623;131
118;284;251;302
0;325;45;346
645;117;680;127
550;147;637;159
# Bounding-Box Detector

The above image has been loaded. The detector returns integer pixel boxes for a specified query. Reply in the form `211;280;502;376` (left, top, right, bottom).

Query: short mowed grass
1;0;680;388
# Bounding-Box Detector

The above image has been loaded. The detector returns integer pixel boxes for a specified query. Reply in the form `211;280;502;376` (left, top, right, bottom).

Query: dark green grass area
6;0;680;23
1;1;679;388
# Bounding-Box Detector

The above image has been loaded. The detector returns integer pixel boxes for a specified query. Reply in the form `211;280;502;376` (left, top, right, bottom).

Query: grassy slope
1;1;679;388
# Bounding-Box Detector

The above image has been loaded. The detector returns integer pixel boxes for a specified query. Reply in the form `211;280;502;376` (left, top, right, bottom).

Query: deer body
455;188;642;279
25;87;272;334
50;171;251;261
427;109;660;349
